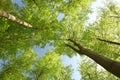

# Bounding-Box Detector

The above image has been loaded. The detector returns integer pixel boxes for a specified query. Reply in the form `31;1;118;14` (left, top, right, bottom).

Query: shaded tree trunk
66;39;120;78
0;10;33;28
81;48;120;78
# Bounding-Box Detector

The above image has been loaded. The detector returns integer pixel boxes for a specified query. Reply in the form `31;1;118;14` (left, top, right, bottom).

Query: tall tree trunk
66;39;120;78
0;10;33;28
81;48;120;78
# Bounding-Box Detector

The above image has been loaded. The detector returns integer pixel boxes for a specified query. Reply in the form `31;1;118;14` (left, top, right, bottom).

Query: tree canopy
0;0;120;80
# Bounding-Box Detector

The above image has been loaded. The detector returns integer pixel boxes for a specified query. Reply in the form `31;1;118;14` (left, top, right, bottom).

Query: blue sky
12;0;23;6
11;0;115;80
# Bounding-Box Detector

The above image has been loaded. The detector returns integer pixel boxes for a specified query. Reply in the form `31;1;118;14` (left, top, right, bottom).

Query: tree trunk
0;10;33;28
66;39;120;78
81;48;120;78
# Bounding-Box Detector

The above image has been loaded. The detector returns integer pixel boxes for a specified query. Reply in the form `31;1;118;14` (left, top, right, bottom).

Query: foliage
0;50;72;80
0;0;120;80
28;51;72;80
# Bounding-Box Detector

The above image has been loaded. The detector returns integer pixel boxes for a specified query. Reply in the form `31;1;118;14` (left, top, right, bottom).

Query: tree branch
0;10;34;28
66;39;120;78
67;39;83;49
65;44;80;53
97;38;120;46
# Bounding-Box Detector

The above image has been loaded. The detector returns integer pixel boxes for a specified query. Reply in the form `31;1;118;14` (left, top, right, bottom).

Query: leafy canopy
0;0;120;79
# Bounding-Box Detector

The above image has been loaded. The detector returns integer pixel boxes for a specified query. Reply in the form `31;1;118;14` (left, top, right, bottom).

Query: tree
0;49;37;80
80;59;119;80
65;1;120;78
0;50;72;80
0;0;120;79
66;39;120;78
0;0;74;79
26;51;72;80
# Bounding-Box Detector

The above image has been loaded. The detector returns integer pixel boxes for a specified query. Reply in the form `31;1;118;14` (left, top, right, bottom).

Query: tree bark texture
0;10;33;28
66;39;120;78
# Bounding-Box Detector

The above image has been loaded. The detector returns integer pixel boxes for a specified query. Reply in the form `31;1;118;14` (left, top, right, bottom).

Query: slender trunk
66;39;120;78
80;48;120;78
0;10;33;28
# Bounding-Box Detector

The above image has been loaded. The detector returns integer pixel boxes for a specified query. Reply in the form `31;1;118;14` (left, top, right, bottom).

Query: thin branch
97;38;120;46
65;44;80;53
67;39;83;49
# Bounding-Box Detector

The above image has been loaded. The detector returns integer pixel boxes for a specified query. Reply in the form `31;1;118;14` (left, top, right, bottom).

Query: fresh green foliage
28;52;72;80
0;0;120;79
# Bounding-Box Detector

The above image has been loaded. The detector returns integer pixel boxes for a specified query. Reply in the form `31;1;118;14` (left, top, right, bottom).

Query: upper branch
65;44;80;53
67;39;83;49
97;38;120;46
66;39;84;55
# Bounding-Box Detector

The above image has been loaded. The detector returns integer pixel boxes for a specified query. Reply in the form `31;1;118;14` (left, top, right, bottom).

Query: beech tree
66;39;120;78
80;59;119;80
0;0;120;80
